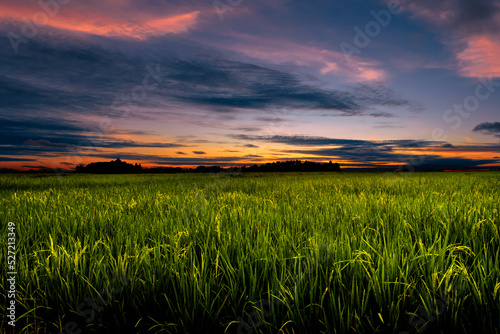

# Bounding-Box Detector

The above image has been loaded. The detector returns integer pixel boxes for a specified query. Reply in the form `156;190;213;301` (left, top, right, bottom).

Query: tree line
75;159;341;174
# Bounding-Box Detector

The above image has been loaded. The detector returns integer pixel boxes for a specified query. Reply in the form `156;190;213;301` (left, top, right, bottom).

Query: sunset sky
1;0;499;171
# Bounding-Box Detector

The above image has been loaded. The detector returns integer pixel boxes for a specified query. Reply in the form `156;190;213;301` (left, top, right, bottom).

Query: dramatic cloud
0;27;420;121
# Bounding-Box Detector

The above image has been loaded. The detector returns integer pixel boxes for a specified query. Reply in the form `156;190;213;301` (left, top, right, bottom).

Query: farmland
1;171;499;333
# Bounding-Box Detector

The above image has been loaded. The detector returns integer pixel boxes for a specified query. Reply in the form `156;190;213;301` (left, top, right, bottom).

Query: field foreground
1;171;499;333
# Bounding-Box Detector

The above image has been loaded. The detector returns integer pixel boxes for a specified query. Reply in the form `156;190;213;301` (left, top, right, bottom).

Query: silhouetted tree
77;159;143;174
75;159;341;174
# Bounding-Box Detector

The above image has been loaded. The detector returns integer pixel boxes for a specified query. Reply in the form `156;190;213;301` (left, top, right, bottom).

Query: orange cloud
146;12;201;36
0;3;200;39
43;12;200;39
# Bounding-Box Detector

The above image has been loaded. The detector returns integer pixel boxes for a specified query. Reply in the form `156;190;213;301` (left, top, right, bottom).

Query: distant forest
75;159;341;174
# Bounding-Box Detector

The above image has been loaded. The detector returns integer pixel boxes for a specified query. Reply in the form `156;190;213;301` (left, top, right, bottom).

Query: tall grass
0;172;499;333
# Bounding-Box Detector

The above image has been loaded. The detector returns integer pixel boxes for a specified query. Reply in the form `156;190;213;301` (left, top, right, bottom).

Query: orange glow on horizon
2;154;499;172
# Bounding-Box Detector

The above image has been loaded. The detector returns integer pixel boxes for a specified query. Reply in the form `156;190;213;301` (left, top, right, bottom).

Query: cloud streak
0;1;201;39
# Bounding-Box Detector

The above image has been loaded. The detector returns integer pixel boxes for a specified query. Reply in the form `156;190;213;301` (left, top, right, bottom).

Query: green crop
0;171;499;333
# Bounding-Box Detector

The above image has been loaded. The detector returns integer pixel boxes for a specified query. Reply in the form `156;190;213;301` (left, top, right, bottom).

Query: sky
1;0;499;171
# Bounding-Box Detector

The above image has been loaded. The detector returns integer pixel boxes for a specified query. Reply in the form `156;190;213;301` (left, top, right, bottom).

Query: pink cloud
456;36;500;78
211;36;387;83
400;0;500;78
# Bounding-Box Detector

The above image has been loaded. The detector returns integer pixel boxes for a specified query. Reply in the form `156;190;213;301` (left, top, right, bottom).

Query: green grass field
1;171;499;333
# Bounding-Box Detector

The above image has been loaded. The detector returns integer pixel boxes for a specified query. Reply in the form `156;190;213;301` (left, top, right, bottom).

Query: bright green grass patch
0;172;499;333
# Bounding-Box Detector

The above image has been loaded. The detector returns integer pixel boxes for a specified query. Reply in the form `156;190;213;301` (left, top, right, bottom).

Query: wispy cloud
215;39;388;82
456;37;500;77
0;1;201;39
231;134;439;148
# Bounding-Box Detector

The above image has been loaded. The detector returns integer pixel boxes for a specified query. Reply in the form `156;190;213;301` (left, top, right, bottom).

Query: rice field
1;171;499;333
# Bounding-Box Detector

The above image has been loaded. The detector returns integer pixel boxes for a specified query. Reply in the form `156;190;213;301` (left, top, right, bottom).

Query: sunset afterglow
1;0;499;171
